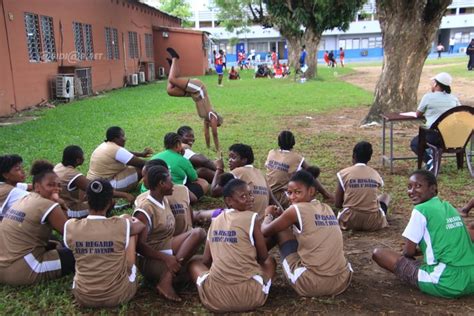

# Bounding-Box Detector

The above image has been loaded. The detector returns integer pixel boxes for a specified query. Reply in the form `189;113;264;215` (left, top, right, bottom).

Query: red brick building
0;0;210;116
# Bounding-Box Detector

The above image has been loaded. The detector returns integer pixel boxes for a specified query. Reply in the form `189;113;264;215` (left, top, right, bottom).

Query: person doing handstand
165;48;222;152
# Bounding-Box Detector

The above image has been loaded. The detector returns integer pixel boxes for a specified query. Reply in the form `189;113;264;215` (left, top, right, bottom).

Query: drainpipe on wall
122;32;127;85
2;2;18;112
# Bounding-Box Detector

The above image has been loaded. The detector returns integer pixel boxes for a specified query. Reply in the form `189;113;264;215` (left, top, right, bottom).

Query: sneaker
166;47;180;59
166;58;172;66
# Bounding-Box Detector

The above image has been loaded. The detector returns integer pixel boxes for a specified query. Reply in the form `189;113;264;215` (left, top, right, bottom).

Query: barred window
105;27;120;59
24;13;41;62
84;24;94;60
113;28;119;59
145;33;153;58
73;22;94;60
128;31;139;58
24;13;56;63
40;16;56;61
73;22;85;60
105;27;112;59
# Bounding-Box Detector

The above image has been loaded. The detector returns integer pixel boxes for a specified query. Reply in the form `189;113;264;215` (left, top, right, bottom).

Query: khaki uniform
186;79;222;124
0;183;14;217
265;149;304;209
0;182;28;219
197;210;270;312
232;165;270;218
0;193;62;285
54;163;89;218
87;142;138;191
337;163;387;231
167;185;192;236
64;215;137;307
133;195;175;281
135;186;192;236
283;200;352;297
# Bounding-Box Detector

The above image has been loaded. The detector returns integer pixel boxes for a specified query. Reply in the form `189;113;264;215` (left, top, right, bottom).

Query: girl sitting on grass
0;154;30;220
64;179;145;307
0;161;75;285
262;170;352;297
372;170;474;298
189;179;276;312
54;145;135;218
265;131;334;210
133;165;205;301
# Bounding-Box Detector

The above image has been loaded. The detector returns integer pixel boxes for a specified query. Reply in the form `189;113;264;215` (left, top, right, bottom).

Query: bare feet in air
156;272;181;302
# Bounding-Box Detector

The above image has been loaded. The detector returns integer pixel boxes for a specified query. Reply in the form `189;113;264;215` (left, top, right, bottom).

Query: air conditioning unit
128;74;138;86
146;62;155;81
138;71;145;83
56;75;74;99
158;66;165;78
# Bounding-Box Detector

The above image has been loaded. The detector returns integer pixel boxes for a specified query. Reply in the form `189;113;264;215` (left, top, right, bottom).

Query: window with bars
84;24;94;60
128;31;139;58
105;27;120;59
145;33;153;58
73;22;94;60
24;13;56;62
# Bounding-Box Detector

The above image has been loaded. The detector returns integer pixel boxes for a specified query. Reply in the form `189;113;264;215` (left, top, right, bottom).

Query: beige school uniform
87;142;138;191
265;149;304;209
232;165;270;218
133;195;175;281
54;163;89;218
186;79;222;124
0;182;29;220
197;210;270;312
0;193;62;285
135;186;192;236
64;215;137;307
283;200;352;297
337;163;388;231
167;185;192;236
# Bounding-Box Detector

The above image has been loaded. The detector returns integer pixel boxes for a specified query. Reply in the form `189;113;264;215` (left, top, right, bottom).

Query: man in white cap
409;72;461;170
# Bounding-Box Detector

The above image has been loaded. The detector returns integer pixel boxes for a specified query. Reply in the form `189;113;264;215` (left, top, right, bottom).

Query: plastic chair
417;105;474;177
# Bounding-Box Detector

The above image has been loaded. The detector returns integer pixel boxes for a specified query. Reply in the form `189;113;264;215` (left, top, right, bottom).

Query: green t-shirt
402;196;474;298
151;150;197;185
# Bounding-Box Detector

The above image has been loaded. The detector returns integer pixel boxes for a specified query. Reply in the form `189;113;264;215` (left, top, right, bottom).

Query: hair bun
90;180;103;193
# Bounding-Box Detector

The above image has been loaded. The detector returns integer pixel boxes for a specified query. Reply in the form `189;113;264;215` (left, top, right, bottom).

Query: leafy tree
215;0;363;79
158;0;192;27
364;0;452;122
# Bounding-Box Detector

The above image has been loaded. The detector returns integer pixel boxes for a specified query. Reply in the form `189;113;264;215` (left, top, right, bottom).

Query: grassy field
0;66;473;314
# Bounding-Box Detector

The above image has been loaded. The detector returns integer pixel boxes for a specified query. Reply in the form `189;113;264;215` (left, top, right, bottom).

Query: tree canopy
157;0;192;26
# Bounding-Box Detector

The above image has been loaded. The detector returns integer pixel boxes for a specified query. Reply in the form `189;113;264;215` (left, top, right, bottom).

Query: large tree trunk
363;0;451;123
303;29;321;79
285;35;302;71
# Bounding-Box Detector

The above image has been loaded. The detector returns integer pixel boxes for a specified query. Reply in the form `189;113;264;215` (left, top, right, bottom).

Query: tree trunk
285;35;301;71
303;29;321;79
363;0;451;123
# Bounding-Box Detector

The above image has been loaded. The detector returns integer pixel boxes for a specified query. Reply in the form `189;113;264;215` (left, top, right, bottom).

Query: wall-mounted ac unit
146;63;155;81
128;74;138;86
158;66;165;78
56;75;74;99
139;71;145;83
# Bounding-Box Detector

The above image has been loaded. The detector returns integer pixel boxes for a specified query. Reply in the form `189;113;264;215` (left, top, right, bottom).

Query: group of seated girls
1;128;473;311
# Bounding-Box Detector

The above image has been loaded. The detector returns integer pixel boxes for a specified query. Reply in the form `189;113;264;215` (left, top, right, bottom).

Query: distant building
188;0;474;63
0;0;211;116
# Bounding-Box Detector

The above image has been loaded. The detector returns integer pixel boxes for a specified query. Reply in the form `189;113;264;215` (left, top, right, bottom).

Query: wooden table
381;113;422;173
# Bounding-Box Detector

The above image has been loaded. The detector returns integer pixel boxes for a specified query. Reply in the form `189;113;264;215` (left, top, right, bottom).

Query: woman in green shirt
152;133;208;203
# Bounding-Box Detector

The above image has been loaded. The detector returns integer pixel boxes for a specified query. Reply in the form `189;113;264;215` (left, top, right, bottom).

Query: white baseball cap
431;72;452;86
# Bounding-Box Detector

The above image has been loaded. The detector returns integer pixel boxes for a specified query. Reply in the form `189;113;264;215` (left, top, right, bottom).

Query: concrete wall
0;0;186;116
154;27;209;77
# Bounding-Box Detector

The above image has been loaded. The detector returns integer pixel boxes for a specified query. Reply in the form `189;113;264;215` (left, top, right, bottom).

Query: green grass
0;66;472;314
